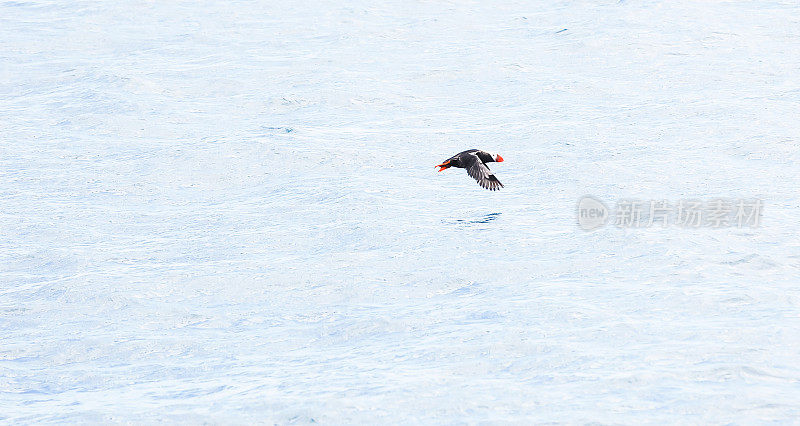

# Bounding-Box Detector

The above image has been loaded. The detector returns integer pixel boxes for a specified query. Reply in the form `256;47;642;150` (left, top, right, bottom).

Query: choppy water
2;0;800;423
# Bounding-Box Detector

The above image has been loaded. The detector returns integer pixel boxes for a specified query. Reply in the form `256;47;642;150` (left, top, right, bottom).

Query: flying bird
435;149;504;191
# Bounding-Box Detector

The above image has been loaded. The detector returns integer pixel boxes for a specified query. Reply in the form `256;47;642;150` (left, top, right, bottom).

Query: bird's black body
441;149;492;167
436;149;504;191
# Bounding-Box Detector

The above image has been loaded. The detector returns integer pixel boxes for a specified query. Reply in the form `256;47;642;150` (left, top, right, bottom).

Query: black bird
435;149;504;191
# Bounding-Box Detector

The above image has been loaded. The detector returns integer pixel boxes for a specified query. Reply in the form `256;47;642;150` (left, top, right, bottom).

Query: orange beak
496;154;504;162
435;160;451;172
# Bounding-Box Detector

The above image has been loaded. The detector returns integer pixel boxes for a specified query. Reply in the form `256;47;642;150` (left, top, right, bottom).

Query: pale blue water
2;1;800;423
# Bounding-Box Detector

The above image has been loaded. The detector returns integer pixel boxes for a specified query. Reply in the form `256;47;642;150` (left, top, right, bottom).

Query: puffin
435;149;504;191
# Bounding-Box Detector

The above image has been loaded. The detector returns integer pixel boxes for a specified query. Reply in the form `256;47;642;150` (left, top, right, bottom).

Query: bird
435;149;504;191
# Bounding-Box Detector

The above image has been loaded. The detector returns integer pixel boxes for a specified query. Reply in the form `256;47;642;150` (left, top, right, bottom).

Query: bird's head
493;153;504;163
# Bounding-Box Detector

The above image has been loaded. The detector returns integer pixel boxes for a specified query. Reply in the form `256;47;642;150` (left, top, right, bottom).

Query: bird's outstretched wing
463;153;504;191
